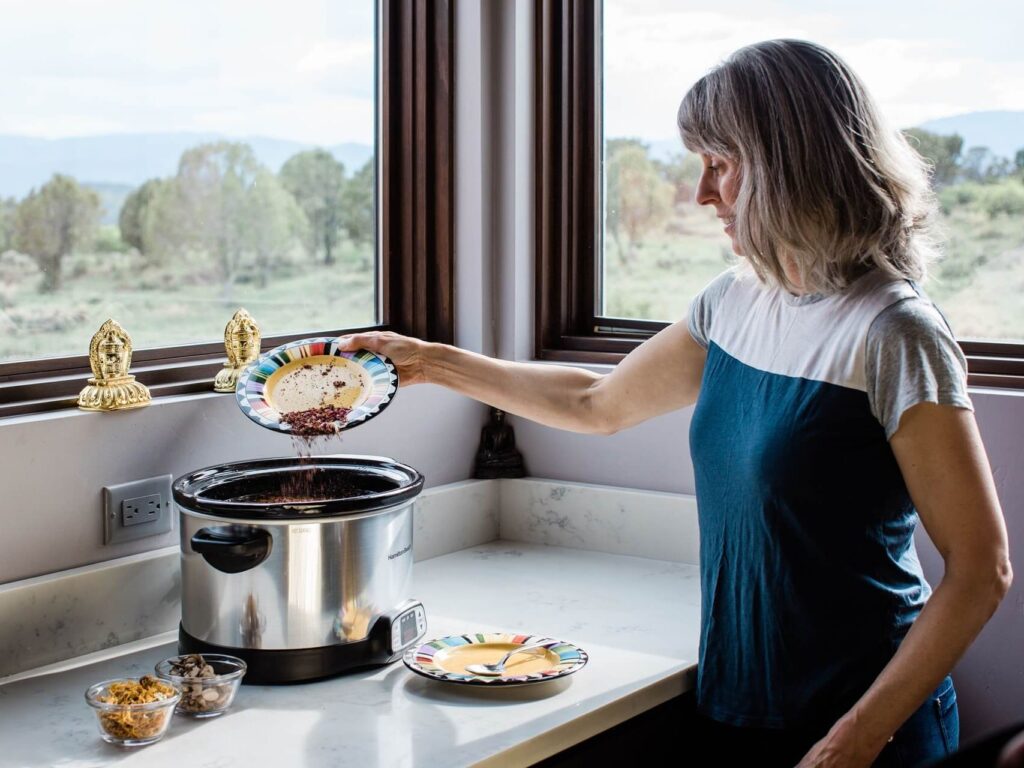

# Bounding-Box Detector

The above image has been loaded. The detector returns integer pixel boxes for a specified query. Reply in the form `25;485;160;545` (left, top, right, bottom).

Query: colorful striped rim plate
235;337;398;434
402;632;589;686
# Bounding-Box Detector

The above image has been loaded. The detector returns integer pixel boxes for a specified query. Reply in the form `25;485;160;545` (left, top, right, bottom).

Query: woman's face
695;152;742;254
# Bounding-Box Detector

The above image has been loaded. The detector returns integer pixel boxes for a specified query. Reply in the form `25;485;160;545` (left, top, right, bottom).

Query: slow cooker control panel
388;601;427;656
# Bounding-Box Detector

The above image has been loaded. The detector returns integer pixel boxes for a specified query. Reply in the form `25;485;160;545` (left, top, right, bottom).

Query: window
536;0;1024;387
0;0;453;415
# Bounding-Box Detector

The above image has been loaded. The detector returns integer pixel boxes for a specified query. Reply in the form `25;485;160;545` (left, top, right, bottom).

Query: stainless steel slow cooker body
173;456;423;653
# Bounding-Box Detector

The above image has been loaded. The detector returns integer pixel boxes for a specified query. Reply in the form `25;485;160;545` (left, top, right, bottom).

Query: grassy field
0;240;375;362
0;196;1020;364
604;200;1024;341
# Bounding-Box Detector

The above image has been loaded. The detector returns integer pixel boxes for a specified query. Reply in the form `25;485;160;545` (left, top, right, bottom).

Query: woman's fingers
335;332;380;352
334;331;429;386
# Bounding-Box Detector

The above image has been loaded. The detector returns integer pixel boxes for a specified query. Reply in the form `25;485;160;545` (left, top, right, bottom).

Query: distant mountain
0;133;374;200
614;110;1024;166
915;111;1024;160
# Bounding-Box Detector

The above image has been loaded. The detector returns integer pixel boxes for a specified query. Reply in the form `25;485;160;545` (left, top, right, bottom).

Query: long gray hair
677;39;938;293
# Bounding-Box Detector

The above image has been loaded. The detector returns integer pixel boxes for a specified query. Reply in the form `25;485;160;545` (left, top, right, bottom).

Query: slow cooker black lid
173;455;424;519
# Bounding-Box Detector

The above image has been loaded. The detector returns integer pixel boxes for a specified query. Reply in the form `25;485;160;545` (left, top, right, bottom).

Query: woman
338;40;1011;767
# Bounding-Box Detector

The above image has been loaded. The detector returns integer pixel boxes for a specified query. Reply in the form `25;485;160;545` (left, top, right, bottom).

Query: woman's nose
695;169;718;206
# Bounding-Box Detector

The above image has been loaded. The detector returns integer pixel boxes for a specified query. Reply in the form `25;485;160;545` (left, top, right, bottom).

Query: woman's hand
335;331;433;386
795;719;885;768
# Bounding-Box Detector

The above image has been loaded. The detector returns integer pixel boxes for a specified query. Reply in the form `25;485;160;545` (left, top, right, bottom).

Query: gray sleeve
688;269;736;349
865;297;973;440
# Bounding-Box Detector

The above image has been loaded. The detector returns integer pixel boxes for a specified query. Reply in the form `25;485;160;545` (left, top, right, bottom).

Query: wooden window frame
534;0;1024;388
0;0;453;418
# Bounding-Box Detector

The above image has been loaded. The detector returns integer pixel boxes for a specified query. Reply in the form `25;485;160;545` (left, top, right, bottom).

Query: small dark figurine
473;408;526;479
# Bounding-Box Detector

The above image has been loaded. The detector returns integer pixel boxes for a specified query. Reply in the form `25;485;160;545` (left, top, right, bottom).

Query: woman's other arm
798;403;1013;767
336;320;706;435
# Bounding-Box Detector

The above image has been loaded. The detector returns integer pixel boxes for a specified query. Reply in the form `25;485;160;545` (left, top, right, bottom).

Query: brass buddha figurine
77;319;152;411
214;309;261;393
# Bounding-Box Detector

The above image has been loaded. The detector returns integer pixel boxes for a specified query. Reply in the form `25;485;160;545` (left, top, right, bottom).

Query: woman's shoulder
701;264;745;295
864;286;971;439
865;281;955;340
688;266;747;348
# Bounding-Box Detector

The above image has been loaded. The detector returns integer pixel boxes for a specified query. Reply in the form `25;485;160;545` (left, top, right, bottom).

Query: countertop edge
474;666;697;768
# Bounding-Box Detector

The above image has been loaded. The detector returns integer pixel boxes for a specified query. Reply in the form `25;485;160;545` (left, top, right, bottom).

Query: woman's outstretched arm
336;319;706;434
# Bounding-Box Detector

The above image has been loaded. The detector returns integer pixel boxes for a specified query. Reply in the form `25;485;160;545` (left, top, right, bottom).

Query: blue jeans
692;676;959;767
875;676;959;767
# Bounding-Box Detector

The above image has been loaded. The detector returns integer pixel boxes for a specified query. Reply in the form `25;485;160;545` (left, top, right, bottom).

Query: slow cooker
172;455;427;684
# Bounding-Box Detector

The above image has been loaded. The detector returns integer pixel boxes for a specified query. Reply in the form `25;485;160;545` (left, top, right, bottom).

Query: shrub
938;182;983;214
978;181;1024;217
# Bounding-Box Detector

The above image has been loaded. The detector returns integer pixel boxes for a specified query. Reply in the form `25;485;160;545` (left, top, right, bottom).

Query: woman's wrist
829;706;894;763
418;341;450;386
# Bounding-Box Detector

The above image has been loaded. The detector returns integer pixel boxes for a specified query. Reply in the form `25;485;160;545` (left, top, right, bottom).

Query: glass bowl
154;654;247;718
85;677;181;746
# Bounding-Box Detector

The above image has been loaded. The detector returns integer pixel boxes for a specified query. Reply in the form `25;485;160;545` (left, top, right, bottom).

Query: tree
961;146;995;182
13;174;100;292
341;158;374;248
118;179;165;254
656;151;704;204
279;149;346;265
984;156;1013;181
150;142;309;296
1015;148;1024;176
0;196;16;252
137;178;187;263
245;169;308;288
173;142;263;292
605;139;673;265
903;128;963;188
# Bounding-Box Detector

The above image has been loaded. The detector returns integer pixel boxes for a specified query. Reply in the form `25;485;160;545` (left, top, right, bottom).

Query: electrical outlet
103;475;174;545
122;494;163;526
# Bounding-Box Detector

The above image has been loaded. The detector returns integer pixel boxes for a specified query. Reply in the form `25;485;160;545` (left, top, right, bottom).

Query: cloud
0;0;375;144
603;3;1024;140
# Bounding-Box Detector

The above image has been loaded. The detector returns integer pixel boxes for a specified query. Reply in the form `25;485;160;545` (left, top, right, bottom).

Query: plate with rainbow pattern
402;633;588;686
235;337;398;434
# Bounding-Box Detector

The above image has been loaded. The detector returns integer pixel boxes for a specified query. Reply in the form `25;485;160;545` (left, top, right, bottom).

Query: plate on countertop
236;337;398;434
403;633;588;686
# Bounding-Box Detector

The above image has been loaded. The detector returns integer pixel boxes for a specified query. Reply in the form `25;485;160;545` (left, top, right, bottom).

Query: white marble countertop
0;541;700;768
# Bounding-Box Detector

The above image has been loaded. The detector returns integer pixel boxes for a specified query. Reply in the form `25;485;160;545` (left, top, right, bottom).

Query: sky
0;0;376;145
0;1;1021;146
604;0;1024;141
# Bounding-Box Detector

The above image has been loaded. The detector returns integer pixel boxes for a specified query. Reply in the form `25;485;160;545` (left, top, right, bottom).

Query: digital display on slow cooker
400;611;418;646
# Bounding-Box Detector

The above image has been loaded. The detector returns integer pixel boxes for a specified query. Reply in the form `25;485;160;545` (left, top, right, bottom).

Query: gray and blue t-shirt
687;266;972;730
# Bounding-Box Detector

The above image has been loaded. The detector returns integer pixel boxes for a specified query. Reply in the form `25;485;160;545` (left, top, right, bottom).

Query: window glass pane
602;0;1024;342
0;2;376;363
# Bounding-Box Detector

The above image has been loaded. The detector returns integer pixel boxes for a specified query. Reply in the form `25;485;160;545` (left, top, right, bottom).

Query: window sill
0;388;225;427
0;322;389;419
0;358;229;419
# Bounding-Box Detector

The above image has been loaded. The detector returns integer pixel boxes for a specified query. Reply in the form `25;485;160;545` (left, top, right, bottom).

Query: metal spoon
465;641;552;676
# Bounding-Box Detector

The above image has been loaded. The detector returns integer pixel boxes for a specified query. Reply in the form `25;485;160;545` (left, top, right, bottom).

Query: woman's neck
780;254;806;295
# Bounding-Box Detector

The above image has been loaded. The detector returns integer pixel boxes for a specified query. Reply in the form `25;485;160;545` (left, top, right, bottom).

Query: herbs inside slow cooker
232;470;364;504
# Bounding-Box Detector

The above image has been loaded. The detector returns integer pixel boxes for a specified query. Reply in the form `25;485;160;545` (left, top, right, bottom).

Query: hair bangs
676;70;737;159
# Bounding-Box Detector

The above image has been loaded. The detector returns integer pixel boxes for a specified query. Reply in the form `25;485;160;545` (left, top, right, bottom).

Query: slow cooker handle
190;527;272;574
